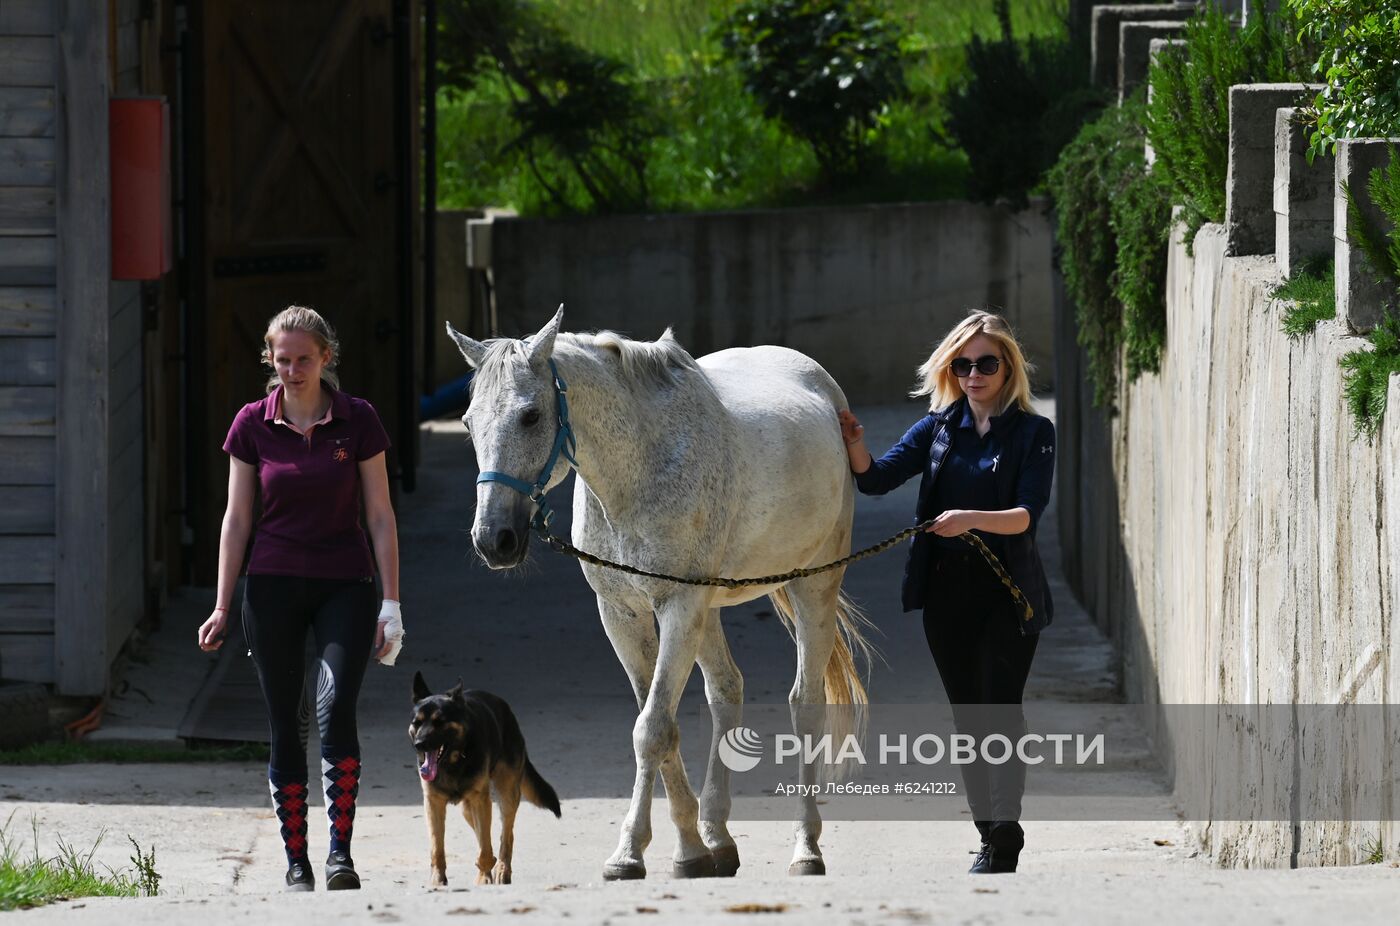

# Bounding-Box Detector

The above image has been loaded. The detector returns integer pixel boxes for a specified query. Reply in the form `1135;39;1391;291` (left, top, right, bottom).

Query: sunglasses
949;355;1002;377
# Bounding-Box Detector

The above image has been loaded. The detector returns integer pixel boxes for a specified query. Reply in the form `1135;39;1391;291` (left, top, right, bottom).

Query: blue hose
420;372;474;420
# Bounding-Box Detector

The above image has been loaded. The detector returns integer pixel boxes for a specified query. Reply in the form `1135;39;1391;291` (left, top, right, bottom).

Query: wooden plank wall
0;0;57;683
53;0;111;694
106;0;146;675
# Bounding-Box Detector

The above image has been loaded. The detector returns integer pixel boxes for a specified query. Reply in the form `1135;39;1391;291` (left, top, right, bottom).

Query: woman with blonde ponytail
197;305;402;892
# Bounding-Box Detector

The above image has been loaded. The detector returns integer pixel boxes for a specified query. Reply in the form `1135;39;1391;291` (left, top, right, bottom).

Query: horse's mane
561;329;699;387
471;328;699;395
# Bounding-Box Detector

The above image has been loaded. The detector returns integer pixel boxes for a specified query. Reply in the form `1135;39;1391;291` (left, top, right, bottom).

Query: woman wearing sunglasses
837;310;1054;875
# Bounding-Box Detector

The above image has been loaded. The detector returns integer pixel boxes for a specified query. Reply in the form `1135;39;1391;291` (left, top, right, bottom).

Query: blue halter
476;357;579;532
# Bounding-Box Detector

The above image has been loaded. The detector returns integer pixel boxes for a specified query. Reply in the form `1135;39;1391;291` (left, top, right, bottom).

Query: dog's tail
522;757;561;817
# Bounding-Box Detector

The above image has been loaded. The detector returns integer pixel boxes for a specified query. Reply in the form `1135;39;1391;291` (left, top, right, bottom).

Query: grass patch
0;816;160;911
0;741;268;766
1341;311;1400;440
1362;834;1386;864
1273;256;1337;339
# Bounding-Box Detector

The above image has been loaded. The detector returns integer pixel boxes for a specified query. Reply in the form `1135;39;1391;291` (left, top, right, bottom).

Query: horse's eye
521;409;541;427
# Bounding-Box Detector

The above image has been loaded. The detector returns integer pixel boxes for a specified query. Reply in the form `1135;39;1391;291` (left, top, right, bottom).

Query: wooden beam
0;537;55;584
0;436;55;484
0;38;53;87
0;486;55;534
0;88;56;137
0;0;56;35
0;585;55;633
55;0;111;696
0;188;56;235
0;336;55;384
0;287;55;334
0;138;56;185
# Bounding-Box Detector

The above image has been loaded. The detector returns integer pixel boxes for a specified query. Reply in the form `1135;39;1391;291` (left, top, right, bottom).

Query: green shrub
713;0;909;181
1111;132;1174;379
945;0;1107;208
1272;255;1337;339
1289;0;1400;160
1343;144;1400;298
1341;312;1400;439
1340;144;1400;437
1144;4;1309;248
1047;100;1170;405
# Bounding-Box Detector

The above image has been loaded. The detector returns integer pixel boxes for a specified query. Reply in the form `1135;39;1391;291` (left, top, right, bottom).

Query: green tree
438;0;654;213
1289;0;1400;160
714;0;908;181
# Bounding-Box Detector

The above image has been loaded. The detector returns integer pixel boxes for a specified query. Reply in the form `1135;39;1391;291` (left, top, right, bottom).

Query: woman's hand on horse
928;509;979;536
838;409;864;445
197;610;228;651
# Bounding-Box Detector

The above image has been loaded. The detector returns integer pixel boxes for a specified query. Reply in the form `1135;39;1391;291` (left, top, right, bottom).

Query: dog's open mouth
418;745;445;782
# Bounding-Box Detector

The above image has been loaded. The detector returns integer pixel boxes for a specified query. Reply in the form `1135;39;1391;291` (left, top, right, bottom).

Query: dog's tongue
419;750;439;782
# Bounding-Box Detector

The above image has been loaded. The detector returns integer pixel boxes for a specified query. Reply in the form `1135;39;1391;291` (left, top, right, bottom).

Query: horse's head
446;306;570;569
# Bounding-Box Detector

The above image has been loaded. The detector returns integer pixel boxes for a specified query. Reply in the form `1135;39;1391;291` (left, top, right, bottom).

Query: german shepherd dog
409;671;561;886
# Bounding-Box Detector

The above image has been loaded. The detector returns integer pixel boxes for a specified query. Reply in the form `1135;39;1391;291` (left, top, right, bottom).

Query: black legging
922;548;1040;848
241;574;377;780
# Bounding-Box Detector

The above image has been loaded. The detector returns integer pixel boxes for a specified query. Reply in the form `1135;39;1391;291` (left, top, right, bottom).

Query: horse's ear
412;670;431;702
446;321;487;369
526;303;564;368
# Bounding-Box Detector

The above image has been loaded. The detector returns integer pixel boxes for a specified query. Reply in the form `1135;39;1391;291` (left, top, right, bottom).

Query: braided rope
537;520;1034;622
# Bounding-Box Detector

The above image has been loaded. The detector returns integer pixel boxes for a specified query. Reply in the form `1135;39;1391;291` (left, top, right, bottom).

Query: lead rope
533;520;1034;622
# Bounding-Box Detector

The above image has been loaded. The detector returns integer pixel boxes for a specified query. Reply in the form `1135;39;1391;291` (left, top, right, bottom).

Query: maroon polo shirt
223;385;391;579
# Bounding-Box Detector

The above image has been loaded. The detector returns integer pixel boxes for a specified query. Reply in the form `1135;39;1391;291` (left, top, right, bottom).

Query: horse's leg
780;572;843;876
695;608;743;877
597;597;659;880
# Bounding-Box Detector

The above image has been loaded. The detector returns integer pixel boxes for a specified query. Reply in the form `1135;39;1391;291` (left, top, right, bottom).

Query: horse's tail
767;586;875;751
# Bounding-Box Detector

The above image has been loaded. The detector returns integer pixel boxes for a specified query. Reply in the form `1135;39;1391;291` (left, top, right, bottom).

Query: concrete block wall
1057;220;1400;866
1059;3;1400;867
1091;5;1195;90
480;202;1057;404
1274;108;1333;276
1118;21;1186;103
1224;84;1320;256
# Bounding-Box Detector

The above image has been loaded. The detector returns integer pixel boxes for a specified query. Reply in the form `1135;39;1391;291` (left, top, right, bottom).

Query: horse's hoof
602;861;647;881
672;853;718;879
711;844;741;877
788;857;826;877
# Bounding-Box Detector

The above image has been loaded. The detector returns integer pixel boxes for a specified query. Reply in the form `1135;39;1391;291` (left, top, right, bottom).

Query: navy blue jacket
853;397;1056;635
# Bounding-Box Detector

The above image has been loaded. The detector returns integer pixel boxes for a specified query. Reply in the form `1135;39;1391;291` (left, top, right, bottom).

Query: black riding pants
242;574;377;781
922;548;1040;847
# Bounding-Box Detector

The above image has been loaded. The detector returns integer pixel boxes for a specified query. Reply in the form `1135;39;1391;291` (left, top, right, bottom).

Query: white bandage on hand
377;599;405;666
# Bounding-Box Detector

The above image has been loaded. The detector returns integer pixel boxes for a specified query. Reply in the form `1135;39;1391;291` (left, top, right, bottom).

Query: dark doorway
188;0;417;581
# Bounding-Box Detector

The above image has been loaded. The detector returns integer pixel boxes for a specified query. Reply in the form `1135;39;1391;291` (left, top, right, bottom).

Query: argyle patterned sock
268;778;310;865
322;755;361;857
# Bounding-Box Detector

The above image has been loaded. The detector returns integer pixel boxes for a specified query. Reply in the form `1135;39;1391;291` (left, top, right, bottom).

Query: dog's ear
412;670;431;702
447;679;464;701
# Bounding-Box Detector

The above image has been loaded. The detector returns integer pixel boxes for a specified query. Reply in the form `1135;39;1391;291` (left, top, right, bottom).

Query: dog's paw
492;861;512;885
429;870;448;889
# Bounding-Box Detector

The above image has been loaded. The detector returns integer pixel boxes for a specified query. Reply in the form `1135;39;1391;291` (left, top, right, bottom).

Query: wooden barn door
190;0;414;580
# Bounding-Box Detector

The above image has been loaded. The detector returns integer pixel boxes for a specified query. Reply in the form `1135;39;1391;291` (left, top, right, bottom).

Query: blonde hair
911;310;1036;415
261;305;340;393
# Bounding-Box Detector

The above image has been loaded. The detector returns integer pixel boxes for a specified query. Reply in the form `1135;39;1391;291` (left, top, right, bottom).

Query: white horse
447;307;872;880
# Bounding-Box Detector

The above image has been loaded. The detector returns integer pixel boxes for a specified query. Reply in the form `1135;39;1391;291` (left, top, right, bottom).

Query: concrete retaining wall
472;202;1057;403
1055;220;1400;866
